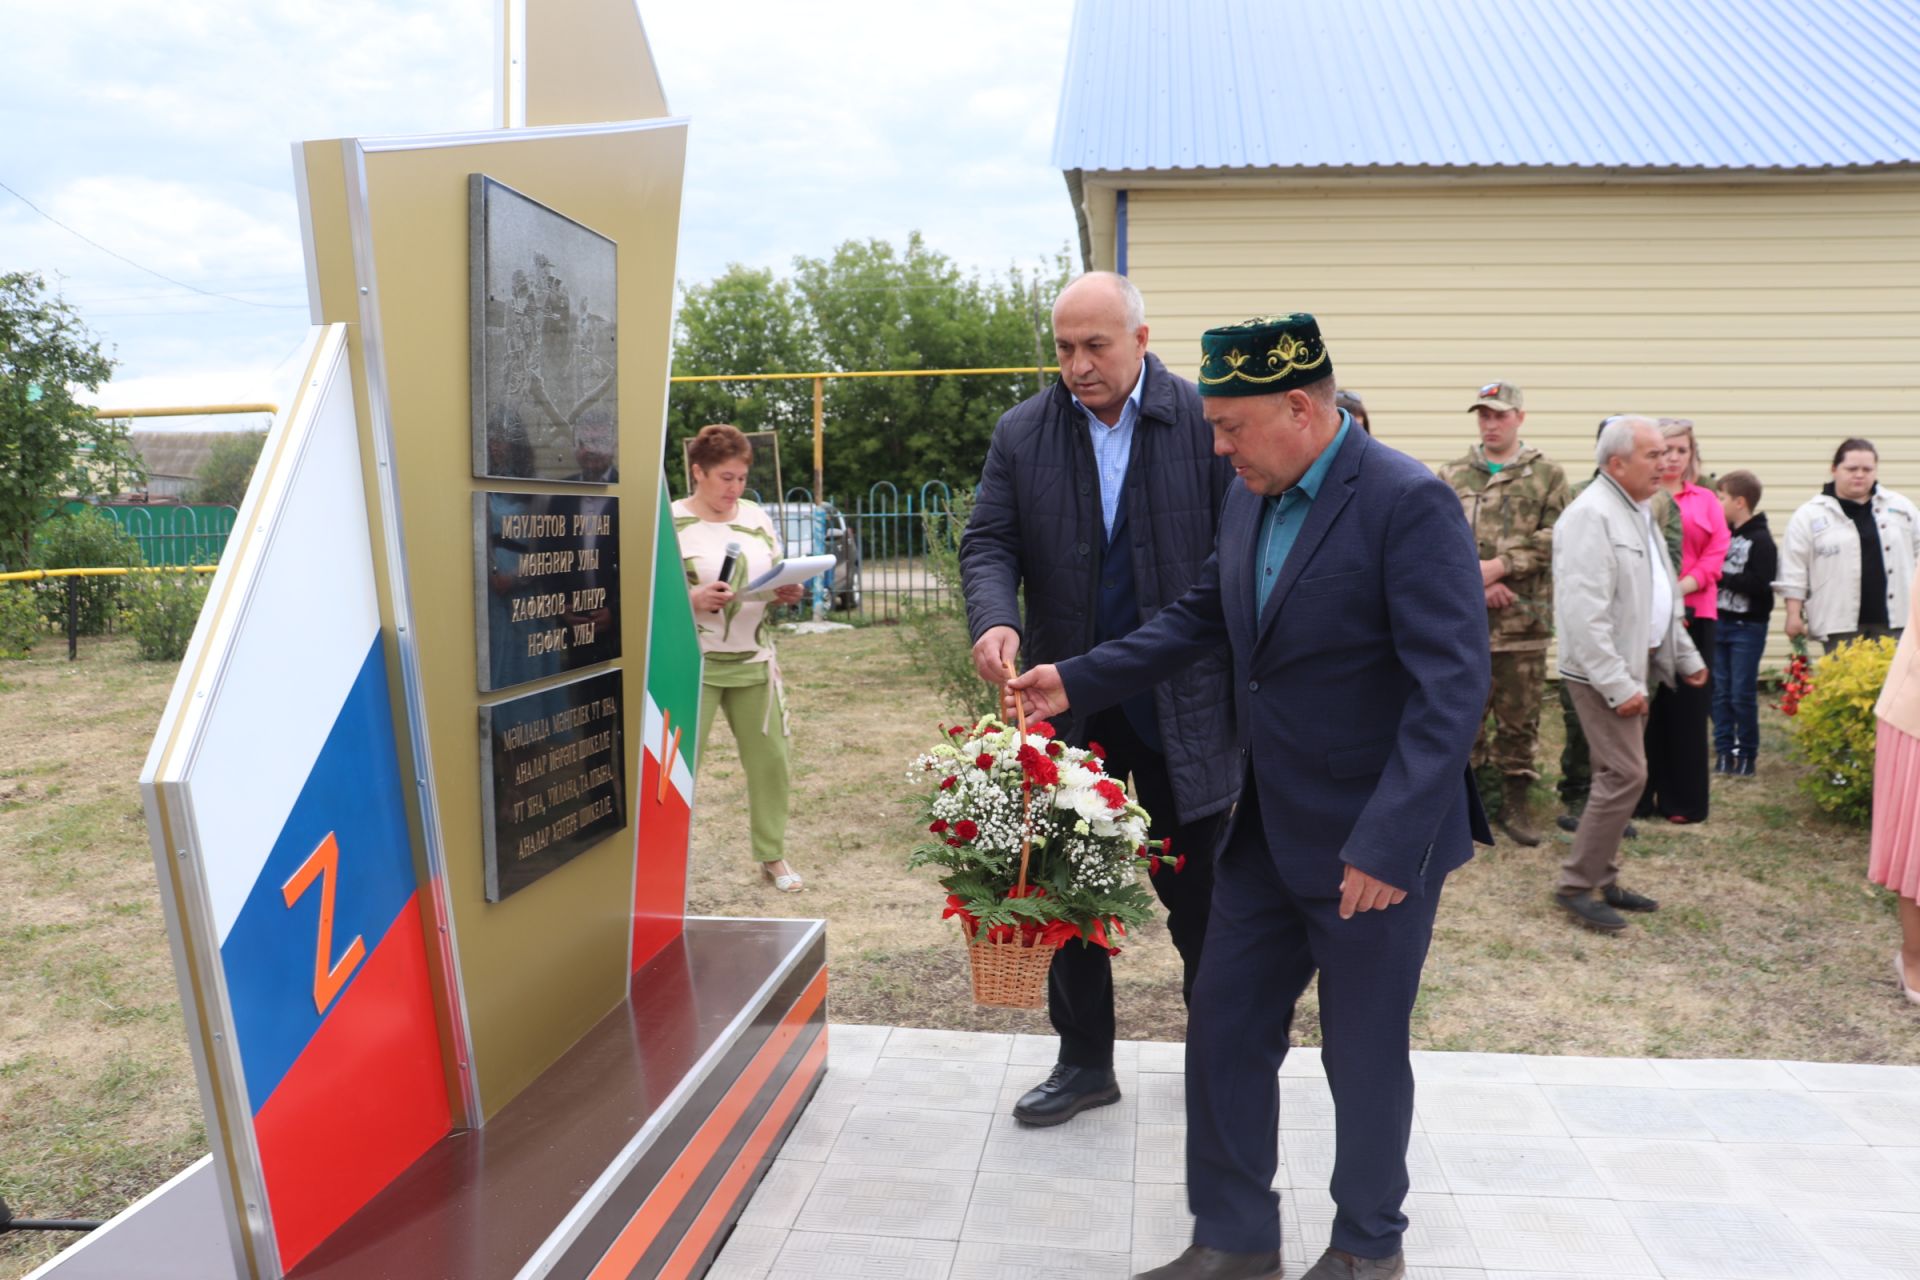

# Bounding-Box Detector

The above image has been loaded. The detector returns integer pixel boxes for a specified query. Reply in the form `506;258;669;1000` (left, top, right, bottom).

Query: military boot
1498;776;1542;847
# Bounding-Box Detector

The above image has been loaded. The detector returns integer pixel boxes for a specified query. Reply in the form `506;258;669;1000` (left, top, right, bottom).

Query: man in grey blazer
1011;315;1490;1280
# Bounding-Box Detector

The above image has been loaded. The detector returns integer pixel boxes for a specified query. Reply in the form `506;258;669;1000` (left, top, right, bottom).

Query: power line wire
0;177;305;310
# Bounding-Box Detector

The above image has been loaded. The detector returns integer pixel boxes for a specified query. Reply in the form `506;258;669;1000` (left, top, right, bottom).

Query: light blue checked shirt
1070;361;1147;540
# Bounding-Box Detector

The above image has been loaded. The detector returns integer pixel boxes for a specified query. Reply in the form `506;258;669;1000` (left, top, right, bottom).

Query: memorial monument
31;3;826;1278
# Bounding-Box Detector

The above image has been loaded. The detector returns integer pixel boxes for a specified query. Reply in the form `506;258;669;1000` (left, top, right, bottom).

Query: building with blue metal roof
1053;0;1920;509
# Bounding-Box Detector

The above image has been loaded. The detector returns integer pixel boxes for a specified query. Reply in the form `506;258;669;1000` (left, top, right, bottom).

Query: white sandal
762;861;804;893
1897;952;1920;1007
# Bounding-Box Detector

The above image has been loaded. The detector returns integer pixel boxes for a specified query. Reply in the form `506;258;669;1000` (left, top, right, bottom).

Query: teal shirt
1255;412;1353;616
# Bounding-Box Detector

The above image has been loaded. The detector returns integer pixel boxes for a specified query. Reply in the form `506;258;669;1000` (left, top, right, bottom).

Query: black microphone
716;540;742;589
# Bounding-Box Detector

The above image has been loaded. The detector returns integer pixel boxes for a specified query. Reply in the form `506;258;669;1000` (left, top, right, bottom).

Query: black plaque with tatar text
480;668;627;902
475;491;620;691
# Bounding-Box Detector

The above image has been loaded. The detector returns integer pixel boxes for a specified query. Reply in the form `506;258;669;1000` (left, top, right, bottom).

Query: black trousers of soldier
1050;707;1222;1070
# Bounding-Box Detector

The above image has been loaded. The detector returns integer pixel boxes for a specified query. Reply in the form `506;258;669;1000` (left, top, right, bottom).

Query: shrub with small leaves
119;569;209;662
31;509;142;634
1789;635;1897;825
0;583;42;658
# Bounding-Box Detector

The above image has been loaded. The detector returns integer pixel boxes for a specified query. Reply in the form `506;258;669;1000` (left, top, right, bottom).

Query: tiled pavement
710;1025;1920;1280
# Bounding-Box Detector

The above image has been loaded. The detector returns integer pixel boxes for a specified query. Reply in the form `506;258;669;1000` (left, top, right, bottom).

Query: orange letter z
281;832;368;1014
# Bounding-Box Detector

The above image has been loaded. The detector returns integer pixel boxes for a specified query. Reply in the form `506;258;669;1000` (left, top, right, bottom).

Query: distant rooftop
1052;0;1920;173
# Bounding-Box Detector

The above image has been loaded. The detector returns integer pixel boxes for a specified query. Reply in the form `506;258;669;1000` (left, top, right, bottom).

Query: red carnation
976;752;995;770
1046;740;1064;757
929;819;948;833
1150;855;1163;874
1161;837;1173;854
1175;854;1188;873
1088;740;1106;761
954;819;979;842
1094;778;1127;810
946;837;963;846
1029;720;1056;739
948;725;966;737
1016;743;1060;787
939;775;957;790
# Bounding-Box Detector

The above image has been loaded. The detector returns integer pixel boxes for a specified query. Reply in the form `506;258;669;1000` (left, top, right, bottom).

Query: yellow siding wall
1124;178;1920;502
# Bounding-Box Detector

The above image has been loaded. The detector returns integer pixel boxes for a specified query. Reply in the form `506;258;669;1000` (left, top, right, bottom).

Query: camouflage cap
1467;380;1523;413
1196;313;1333;398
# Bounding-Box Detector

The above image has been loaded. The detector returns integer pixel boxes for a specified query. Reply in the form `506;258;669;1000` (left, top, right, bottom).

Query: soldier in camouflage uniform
1441;382;1571;846
1555;416;1684;834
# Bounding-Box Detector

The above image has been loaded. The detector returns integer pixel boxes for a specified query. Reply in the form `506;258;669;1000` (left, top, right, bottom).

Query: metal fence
765;481;964;624
88;504;239;566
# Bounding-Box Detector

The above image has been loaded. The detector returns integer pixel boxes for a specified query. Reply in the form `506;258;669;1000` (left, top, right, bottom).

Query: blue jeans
1712;617;1768;759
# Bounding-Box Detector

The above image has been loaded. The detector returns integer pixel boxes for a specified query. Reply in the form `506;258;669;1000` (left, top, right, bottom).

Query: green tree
666;266;818;497
0;272;139;568
193;431;268;506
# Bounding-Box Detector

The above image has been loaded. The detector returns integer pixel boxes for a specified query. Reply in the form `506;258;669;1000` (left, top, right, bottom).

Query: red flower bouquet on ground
906;713;1161;1008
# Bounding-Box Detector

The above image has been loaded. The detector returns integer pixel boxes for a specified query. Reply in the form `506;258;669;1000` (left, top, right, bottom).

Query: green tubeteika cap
1196;313;1333;397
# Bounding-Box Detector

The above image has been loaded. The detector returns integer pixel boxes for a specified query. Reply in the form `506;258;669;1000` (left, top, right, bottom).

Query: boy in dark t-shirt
1713;470;1778;775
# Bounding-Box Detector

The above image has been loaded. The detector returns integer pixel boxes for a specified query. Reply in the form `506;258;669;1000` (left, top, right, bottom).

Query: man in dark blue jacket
960;272;1236;1126
1010;315;1491;1280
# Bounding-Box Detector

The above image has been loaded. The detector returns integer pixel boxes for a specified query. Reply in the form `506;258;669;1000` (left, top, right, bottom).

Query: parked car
766;499;861;612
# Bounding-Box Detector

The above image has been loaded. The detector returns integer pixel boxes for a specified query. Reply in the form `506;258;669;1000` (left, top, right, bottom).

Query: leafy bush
0;583;42;658
193;432;267;506
897;488;1001;723
31;509;142;635
119;569;209;662
1789;636;1897;824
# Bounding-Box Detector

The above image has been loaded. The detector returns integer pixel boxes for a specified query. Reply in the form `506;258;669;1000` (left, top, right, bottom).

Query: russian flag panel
179;337;449;1270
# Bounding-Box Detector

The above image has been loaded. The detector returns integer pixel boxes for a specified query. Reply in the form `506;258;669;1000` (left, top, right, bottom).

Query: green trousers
696;671;790;863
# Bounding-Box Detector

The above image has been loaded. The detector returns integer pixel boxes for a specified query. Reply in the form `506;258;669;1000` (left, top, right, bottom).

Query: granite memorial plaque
470;174;620;484
476;491;620;692
480;668;627;902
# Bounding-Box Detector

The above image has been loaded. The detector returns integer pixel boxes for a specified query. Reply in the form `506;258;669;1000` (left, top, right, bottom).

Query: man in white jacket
1552;416;1708;932
1776;438;1918;653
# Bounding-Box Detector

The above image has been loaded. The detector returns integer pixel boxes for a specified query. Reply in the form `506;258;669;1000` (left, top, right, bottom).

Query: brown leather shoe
1299;1247;1406;1279
1132;1245;1282;1280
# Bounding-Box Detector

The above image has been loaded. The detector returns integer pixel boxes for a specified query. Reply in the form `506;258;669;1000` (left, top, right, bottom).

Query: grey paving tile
828;1023;891;1069
863;1056;1008;1113
740;1160;826;1229
1649;1058;1801;1091
949;1241;1133;1279
809;1073;869;1113
1425;1134;1607;1198
1281;1130;1445;1194
1137;1039;1187;1073
1418;1082;1568;1138
963;1170;1134;1251
830;1106;992;1170
1619;1200;1836;1278
1280;1045;1325;1078
1129;1181;1195;1265
1135;1122;1187;1185
1688;1088;1863;1144
883;1027;1015;1063
781;1104;851;1163
794;1165;975;1240
1575;1137;1747;1204
1793;1209;1920;1280
1453;1194;1660;1275
1011;1034;1061;1066
1519;1055;1666;1089
1402;1192;1487;1270
1822;1089;1920;1146
769;1231;957;1279
1780;1061;1920;1094
1720;1142;1920;1213
1136;1071;1187;1126
708;1224;788;1279
1281;1072;1337;1131
1411;1051;1536;1084
984;1105;1134;1181
1882;1145;1920;1185
1402;1270;1489;1280
1539;1083;1713;1140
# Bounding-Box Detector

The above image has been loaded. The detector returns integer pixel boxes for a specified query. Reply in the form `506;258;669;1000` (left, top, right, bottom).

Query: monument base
31;917;827;1280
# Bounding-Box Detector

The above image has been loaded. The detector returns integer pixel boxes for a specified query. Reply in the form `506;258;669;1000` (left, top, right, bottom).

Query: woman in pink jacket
1873;555;1920;1006
1639;419;1730;823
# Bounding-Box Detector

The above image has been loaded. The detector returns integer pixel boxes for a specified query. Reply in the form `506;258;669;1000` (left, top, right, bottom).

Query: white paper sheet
745;554;837;593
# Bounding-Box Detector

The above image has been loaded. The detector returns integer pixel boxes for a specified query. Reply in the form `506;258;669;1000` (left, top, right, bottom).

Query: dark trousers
1048;708;1221;1070
1711;618;1767;760
1641;617;1715;823
1186;787;1441;1259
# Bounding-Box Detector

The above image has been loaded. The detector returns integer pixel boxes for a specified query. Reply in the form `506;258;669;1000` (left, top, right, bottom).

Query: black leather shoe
1012;1064;1120;1126
1133;1245;1283;1280
1603;884;1660;912
1556;813;1638;839
1554;891;1628;933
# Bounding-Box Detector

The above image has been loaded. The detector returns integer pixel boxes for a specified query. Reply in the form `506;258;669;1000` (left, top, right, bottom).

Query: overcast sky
1;0;1078;416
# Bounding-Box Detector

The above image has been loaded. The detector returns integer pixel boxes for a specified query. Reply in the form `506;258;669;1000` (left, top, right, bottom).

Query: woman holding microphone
674;424;805;891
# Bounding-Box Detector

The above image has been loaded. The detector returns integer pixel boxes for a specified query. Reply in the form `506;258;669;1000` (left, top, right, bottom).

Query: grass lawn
3;625;1916;1274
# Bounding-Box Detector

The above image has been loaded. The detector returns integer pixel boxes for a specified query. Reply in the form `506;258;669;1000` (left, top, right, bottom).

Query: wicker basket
962;921;1059;1009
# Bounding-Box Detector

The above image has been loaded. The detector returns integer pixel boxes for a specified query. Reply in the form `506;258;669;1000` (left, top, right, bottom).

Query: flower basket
907;682;1169;1012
